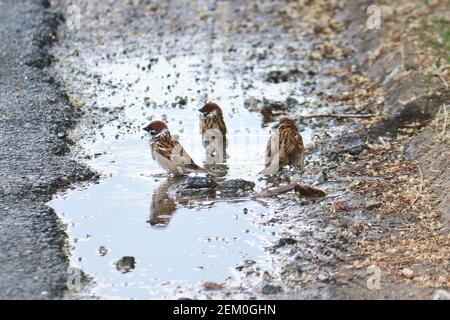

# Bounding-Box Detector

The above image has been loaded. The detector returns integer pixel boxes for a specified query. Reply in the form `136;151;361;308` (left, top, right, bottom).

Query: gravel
0;0;95;299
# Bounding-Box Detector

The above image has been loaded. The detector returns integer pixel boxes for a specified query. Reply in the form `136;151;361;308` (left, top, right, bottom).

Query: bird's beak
143;126;150;132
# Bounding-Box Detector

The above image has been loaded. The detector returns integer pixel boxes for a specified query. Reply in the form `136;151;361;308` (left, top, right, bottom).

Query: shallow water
50;54;311;299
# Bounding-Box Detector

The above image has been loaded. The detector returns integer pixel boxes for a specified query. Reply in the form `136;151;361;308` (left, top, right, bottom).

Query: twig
301;113;382;119
255;184;326;198
412;163;424;206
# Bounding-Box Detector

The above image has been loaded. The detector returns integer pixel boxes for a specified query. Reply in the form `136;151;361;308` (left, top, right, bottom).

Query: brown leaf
294;184;327;197
203;281;224;290
331;201;347;212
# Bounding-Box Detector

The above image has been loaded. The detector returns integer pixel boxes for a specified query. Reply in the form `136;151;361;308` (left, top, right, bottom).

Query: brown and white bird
144;120;213;176
199;102;227;161
260;117;305;175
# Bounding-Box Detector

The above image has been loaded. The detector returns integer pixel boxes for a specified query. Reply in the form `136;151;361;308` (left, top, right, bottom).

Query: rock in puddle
98;246;108;256
219;179;255;197
171;176;217;198
171;177;255;198
116;256;136;274
183;176;217;189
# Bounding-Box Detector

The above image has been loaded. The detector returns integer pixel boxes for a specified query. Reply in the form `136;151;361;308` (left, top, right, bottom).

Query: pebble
261;284;282;295
401;268;414;279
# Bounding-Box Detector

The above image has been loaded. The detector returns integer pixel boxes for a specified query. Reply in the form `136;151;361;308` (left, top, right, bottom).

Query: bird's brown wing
283;127;304;155
171;140;202;170
281;127;305;168
151;136;175;160
218;115;227;135
264;132;273;167
155;136;200;168
202;115;227;150
202;114;227;135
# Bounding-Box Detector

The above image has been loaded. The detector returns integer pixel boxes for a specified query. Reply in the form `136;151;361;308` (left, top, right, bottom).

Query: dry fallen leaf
203;281;224;290
331;201;347;212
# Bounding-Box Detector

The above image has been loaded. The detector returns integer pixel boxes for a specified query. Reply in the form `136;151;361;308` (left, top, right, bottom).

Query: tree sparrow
199;102;227;162
260;117;305;175
144;120;214;176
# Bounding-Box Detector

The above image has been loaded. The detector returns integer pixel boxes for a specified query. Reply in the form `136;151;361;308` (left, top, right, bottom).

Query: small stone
275;238;297;248
261;284;282;295
244;97;260;112
98;246;108;256
244;259;256;266
401;268;414;279
69;96;84;108
203;281;224;290
366;200;381;210
263;98;287;111
184;176;217;189
220;179;255;191
116;256;136;273
285;97;299;108
265;69;302;83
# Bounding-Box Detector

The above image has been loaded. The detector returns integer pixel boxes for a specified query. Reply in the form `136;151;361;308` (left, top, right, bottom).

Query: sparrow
199;102;227;161
144;120;214;176
260;117;305;175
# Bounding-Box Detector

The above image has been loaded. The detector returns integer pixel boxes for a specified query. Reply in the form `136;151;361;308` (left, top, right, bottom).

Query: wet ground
0;0;446;300
49;54;313;298
45;0;449;300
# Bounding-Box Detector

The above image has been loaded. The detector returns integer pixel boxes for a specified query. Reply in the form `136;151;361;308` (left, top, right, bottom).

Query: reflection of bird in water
148;177;183;228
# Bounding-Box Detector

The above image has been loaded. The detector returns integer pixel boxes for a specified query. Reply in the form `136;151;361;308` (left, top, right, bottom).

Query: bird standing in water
144;120;214;176
199;102;227;162
260;117;305;175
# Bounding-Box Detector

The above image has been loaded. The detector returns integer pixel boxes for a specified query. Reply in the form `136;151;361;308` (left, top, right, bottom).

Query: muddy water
49;54;311;299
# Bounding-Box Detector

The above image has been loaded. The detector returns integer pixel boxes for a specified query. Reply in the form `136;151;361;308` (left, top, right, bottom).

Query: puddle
50;54;312;299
